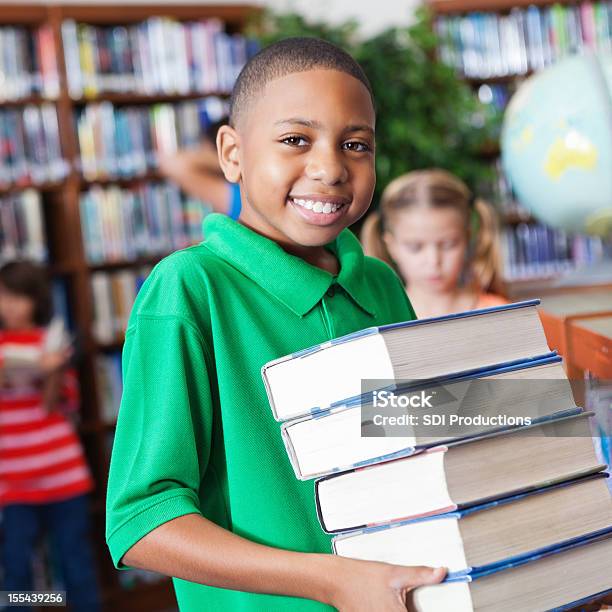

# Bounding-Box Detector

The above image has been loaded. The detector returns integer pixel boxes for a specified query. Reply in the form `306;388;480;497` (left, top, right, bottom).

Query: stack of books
262;300;612;611
61;17;258;98
435;1;612;79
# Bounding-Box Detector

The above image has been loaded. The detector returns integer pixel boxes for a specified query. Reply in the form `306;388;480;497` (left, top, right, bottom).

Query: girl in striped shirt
0;261;100;611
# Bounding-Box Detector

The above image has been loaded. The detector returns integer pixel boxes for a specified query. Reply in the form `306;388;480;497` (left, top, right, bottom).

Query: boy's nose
305;149;348;185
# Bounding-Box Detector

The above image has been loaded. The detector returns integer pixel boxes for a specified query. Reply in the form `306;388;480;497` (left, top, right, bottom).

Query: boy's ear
217;125;241;183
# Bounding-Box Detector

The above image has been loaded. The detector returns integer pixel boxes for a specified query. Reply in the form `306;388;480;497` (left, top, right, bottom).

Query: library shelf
0;4;257;611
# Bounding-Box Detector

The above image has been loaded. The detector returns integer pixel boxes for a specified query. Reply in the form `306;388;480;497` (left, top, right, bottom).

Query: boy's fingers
393;566;447;589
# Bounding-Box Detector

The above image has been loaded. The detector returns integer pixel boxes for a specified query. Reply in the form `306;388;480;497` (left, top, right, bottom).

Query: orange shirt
475;292;509;309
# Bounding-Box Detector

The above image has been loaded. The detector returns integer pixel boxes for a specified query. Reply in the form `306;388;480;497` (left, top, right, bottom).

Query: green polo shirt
106;213;415;611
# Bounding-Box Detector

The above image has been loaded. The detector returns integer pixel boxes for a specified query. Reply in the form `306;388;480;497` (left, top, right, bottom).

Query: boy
106;38;445;611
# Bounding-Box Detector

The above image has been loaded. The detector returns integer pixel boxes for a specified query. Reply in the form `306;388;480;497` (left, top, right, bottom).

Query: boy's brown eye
281;136;308;147
343;141;371;152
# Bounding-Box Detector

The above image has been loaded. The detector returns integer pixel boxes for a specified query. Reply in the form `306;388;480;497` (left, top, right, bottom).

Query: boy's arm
122;513;445;610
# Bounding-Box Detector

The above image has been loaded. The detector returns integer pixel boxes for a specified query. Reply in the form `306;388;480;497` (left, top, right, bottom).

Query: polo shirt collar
202;213;377;318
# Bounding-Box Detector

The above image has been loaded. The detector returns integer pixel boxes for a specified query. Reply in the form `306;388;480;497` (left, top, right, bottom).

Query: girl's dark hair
0;261;53;326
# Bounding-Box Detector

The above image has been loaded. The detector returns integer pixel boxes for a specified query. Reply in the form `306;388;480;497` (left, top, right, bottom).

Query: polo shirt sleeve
105;314;213;569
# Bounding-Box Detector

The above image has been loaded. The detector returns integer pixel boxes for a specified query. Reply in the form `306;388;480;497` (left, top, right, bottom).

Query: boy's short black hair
229;37;374;127
0;261;53;326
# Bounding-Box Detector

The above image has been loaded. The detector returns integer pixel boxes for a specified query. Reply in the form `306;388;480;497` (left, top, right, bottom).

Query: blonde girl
361;169;507;319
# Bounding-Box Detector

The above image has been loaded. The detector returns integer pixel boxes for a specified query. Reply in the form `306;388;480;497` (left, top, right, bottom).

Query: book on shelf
95;351;123;422
332;473;612;575
80;182;209;264
0;25;59;101
314;412;603;533
61;17;258;99
0;105;68;187
434;1;612;79
91;267;151;344
52;278;72;332
0;189;47;263
75;97;227;180
281;353;579;480
500;221;611;281
410;532;612;612
262;300;550;422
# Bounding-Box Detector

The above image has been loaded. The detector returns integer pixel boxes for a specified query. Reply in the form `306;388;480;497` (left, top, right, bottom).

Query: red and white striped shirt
0;327;93;505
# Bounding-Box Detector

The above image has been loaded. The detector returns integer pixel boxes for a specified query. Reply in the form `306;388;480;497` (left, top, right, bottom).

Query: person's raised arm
158;142;231;214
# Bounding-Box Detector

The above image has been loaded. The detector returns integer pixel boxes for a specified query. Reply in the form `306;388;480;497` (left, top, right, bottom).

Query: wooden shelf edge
71;90;231;105
0;95;59;107
428;0;580;15
58;4;259;25
0;179;67;196
87;253;170;271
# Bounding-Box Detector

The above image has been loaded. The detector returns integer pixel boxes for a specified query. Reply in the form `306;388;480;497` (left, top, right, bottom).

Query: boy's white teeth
292;198;342;214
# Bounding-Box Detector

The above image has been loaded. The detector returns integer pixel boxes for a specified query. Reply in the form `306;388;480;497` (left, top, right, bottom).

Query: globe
501;52;612;237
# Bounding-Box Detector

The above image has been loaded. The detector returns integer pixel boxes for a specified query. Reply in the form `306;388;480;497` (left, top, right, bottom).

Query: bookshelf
428;0;612;296
0;4;257;611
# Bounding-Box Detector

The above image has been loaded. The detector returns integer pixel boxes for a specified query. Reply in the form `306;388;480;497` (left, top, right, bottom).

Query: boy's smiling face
218;69;376;250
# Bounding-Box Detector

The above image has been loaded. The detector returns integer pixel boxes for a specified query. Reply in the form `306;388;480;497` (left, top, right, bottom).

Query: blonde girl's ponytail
360;210;396;270
470;197;503;295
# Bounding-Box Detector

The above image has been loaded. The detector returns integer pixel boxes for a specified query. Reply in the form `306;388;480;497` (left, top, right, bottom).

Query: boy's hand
331;557;446;611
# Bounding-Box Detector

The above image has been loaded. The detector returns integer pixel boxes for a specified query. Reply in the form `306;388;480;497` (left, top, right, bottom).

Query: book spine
79;181;207;264
0;189;47;264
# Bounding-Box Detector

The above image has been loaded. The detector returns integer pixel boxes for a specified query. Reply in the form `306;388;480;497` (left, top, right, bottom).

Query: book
96;351;123;422
281;354;579;480
75;97;227;180
91;267;151;344
263;300;550;422
332;473;612;575
500;222;608;281
0;25;59;101
61;17;257;98
409;532;612;612
0;189;47;263
435;2;612;80
315;412;603;533
0;105;68;187
80;182;209;264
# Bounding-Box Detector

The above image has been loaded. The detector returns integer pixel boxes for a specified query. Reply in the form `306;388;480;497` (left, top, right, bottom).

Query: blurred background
0;0;611;610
